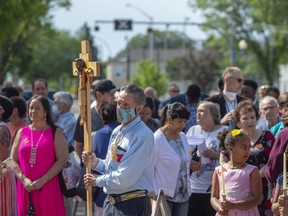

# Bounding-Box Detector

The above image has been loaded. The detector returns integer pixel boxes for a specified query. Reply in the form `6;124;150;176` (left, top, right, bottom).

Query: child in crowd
271;172;288;216
210;129;262;216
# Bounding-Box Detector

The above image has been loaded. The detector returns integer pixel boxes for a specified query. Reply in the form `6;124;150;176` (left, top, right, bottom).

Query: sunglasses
229;77;243;83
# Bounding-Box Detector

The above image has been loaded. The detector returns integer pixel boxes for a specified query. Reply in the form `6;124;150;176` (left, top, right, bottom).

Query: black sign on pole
114;20;133;31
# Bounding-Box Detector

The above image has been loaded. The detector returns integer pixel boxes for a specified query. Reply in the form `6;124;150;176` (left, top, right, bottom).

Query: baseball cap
0;95;13;121
93;79;117;93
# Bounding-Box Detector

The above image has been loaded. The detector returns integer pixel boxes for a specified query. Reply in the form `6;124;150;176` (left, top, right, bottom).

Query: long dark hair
28;95;55;127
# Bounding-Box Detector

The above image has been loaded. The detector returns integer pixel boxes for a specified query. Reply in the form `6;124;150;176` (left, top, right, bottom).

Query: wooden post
72;40;100;216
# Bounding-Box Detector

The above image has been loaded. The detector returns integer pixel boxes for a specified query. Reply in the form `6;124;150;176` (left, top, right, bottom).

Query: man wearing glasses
205;66;247;128
270;92;288;137
256;96;280;131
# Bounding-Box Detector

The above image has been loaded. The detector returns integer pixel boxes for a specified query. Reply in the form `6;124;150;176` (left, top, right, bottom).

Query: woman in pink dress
10;95;68;216
211;129;262;216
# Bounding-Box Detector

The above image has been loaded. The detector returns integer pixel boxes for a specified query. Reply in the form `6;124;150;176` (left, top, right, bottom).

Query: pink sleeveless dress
17;126;65;216
216;164;260;216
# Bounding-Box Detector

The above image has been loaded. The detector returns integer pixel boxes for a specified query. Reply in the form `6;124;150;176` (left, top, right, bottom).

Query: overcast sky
51;0;206;61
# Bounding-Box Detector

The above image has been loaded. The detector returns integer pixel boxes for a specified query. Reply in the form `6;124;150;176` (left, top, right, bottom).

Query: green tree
125;30;194;50
130;60;168;96
189;0;288;85
10;27;80;89
166;48;222;92
0;0;71;84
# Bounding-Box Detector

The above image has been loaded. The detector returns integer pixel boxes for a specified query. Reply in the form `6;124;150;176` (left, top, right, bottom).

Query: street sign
114;19;132;30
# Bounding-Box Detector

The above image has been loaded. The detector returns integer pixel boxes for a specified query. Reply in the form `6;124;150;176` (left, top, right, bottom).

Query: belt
108;190;147;204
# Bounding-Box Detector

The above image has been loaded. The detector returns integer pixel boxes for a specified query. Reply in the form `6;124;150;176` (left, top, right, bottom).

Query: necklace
29;129;45;167
228;161;246;169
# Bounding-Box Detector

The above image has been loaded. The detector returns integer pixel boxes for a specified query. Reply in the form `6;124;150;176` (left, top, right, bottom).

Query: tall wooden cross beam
72;40;100;216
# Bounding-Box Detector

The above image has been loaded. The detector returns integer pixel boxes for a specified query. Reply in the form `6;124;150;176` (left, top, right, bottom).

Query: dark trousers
187;193;215;216
103;195;151;216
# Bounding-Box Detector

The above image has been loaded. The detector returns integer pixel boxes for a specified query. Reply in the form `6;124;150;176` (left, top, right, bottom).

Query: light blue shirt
55;111;76;146
94;116;155;195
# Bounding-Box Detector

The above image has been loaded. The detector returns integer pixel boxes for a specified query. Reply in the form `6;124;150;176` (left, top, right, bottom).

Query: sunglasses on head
229;77;243;83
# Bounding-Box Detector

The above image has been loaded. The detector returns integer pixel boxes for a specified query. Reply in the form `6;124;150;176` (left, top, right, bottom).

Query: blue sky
51;0;206;61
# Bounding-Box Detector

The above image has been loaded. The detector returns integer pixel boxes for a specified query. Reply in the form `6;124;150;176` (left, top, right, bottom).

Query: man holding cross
82;83;154;216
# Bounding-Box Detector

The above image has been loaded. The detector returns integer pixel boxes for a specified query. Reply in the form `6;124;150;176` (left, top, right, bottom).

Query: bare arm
31;127;68;190
220;111;234;125
271;183;281;215
10;129;33;192
210;170;221;212
201;149;220;159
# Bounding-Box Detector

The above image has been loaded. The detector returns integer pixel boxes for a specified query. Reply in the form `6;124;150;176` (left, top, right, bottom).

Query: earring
167;124;171;129
45;116;47;121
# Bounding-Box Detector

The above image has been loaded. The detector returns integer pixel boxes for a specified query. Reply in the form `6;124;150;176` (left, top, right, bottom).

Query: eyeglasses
171;90;180;93
229;77;244;83
261;105;277;112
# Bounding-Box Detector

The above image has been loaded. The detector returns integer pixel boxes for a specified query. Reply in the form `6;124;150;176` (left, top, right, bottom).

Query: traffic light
147;27;153;33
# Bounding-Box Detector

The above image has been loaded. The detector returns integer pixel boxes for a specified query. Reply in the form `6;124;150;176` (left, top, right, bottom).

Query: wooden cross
72;40;100;216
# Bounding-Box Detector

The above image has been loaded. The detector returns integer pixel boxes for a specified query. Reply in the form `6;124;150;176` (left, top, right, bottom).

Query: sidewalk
73;198;86;216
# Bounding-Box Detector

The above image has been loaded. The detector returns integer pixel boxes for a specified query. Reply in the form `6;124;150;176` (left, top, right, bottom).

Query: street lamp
238;39;248;51
182;17;190;53
126;3;154;60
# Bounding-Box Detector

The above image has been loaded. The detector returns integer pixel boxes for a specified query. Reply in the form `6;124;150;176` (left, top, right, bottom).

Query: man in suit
205;67;247;128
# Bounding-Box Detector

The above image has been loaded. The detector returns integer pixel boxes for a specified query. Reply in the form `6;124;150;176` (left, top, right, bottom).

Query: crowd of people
0;66;288;216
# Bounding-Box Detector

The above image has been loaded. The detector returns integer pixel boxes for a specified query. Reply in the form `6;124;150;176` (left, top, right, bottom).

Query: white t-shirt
186;125;228;194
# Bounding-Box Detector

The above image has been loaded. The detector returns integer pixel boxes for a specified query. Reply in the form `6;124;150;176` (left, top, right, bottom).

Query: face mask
117;107;136;124
223;90;237;101
52;104;61;116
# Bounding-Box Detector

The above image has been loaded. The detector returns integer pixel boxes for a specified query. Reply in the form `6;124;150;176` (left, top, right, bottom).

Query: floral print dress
247;130;275;216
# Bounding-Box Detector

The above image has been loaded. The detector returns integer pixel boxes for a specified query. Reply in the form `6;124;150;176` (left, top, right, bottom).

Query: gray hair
260;95;278;109
53;91;73;109
221;67;242;80
120;83;146;105
278;92;288;107
198;101;221;124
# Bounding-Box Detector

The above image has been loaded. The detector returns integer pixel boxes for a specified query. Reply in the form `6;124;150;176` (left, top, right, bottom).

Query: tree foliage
0;0;71;84
166;48;222;92
10;27;80;87
126;30;194;50
189;0;288;85
130;60;168;96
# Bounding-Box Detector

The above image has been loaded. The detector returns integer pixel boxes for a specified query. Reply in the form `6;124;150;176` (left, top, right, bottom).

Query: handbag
27;192;35;216
58;151;81;197
51;126;81;197
62;151;81;190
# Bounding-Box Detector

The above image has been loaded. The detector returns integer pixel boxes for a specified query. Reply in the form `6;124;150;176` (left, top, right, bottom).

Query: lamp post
125;36;131;82
126;3;154;60
227;4;236;66
238;39;248;57
182;17;190;53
